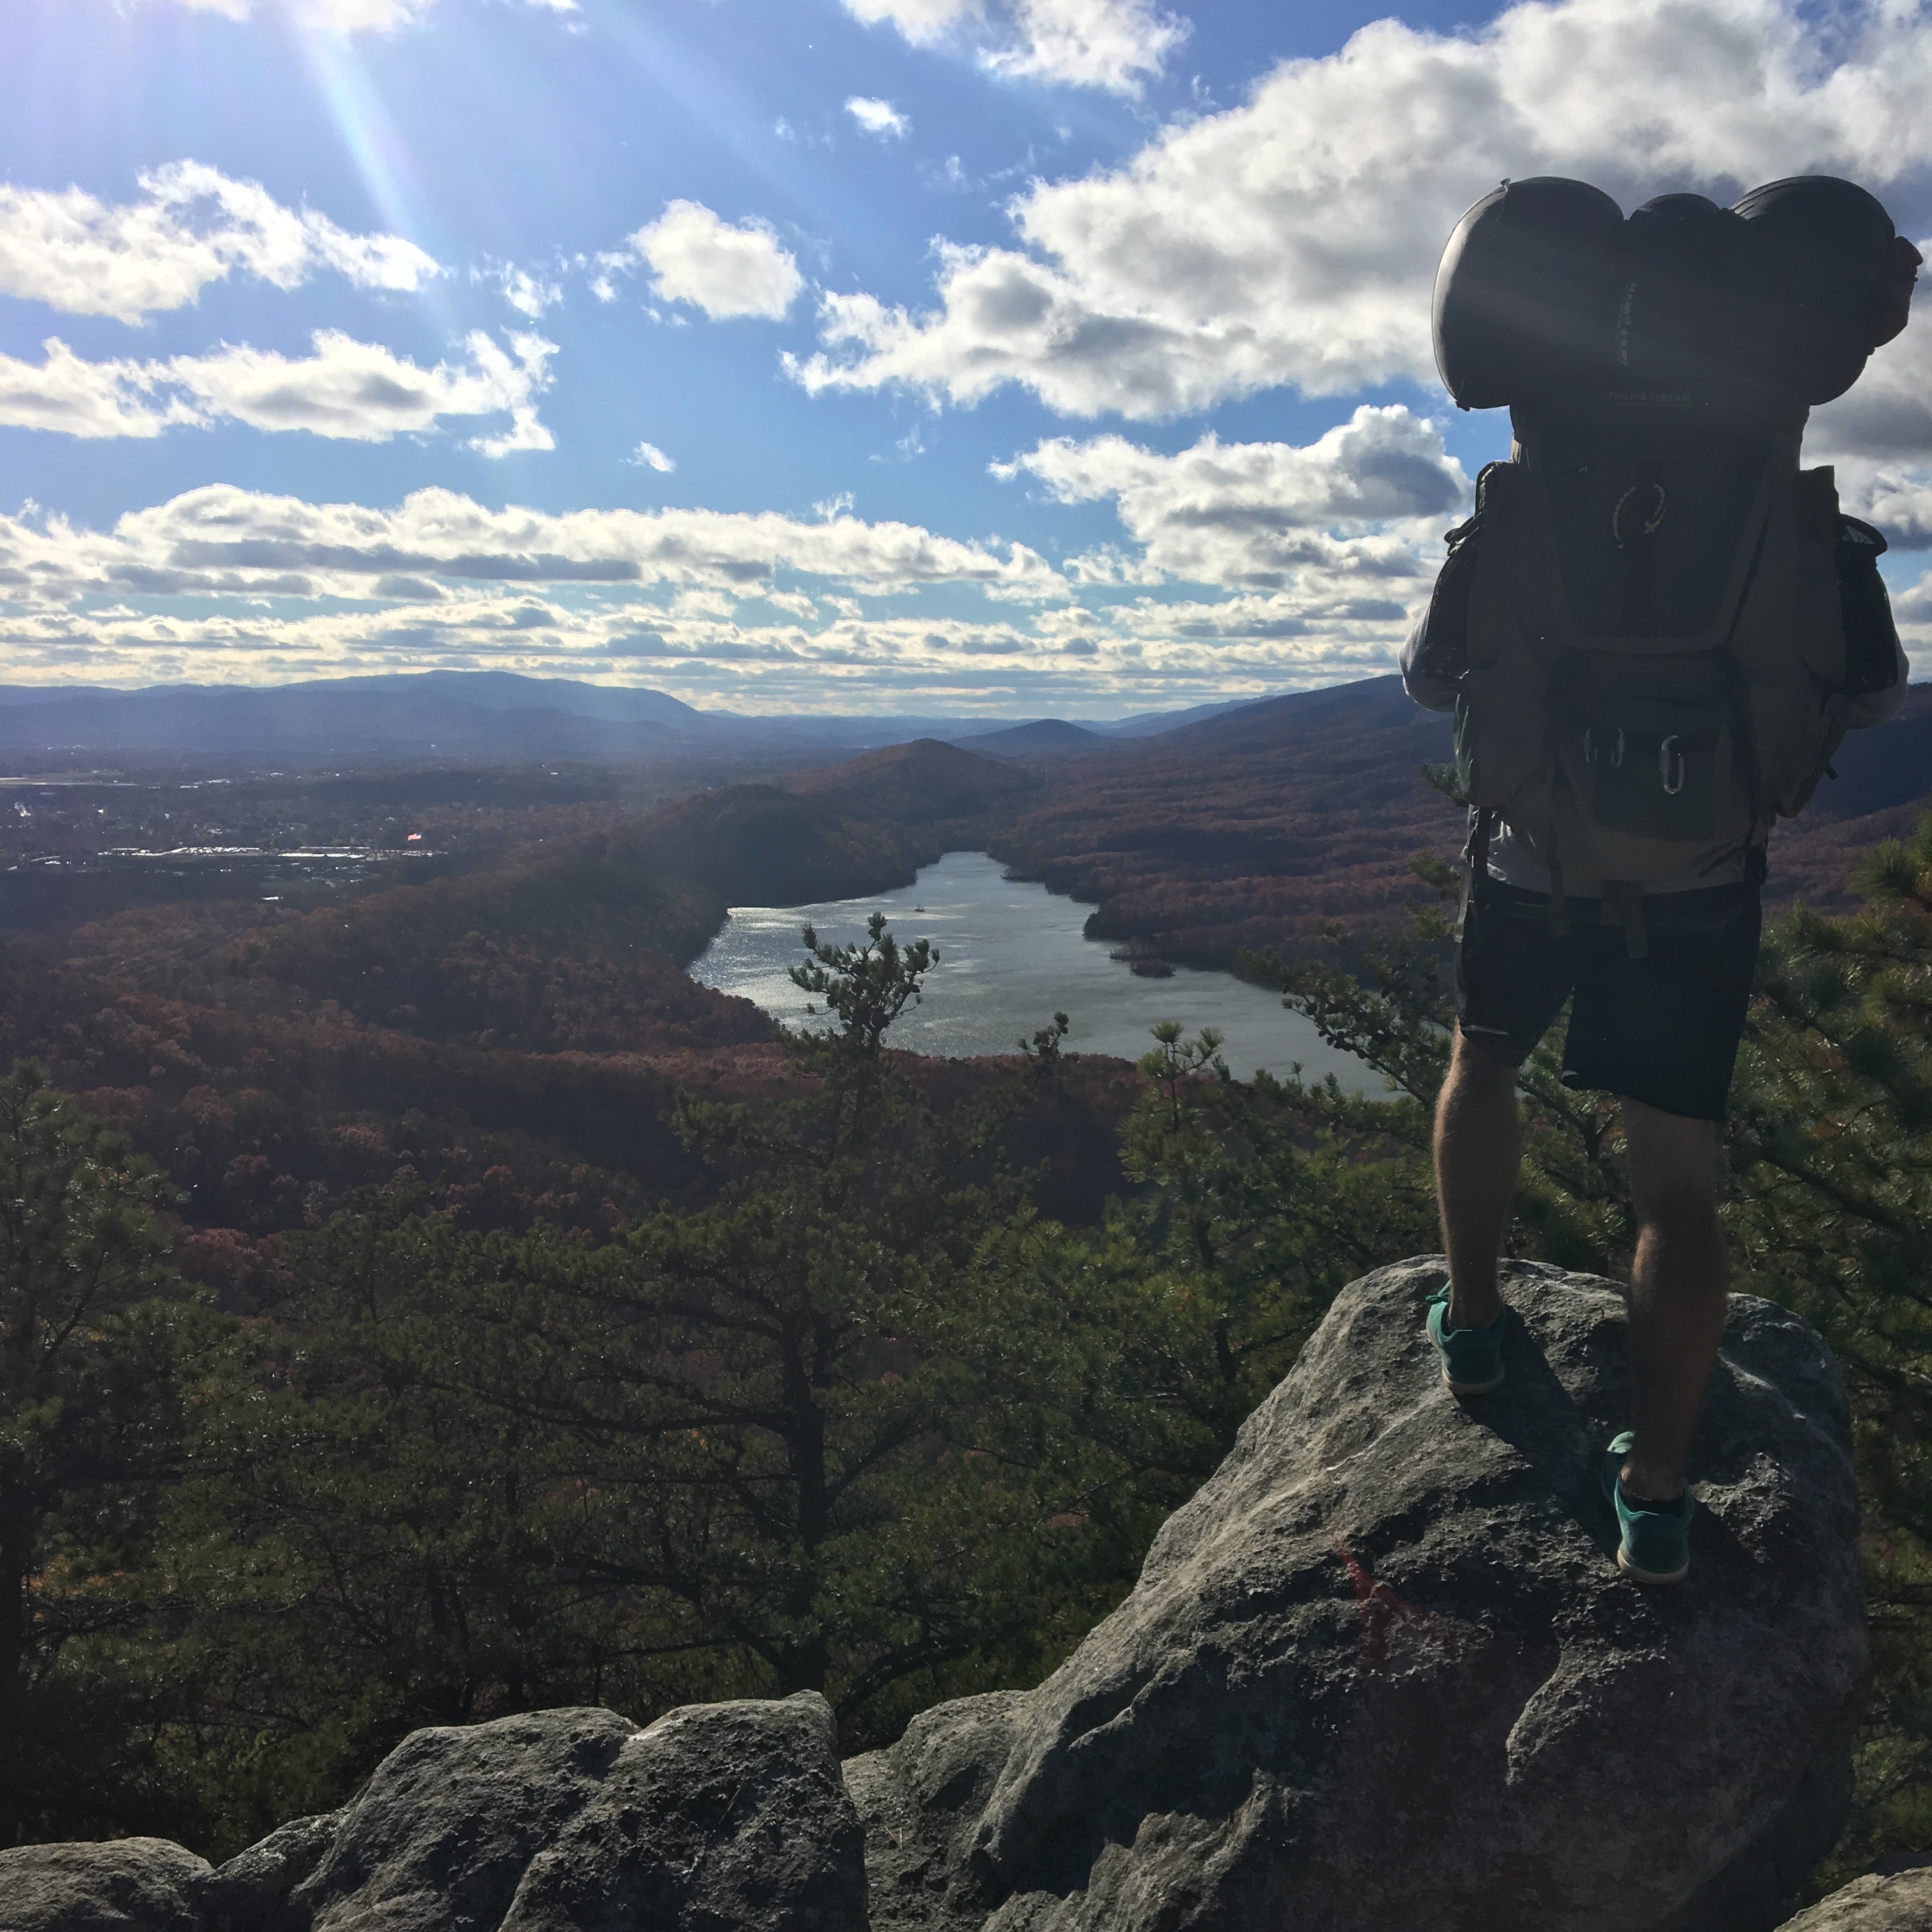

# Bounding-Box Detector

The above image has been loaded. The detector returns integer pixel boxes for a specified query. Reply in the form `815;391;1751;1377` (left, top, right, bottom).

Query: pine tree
0;1062;206;1843
1729;811;1932;1873
160;917;1155;1797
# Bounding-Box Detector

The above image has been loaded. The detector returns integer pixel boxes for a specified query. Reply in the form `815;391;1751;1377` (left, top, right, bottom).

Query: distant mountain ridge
0;684;688;762
0;672;1284;764
951;719;1108;756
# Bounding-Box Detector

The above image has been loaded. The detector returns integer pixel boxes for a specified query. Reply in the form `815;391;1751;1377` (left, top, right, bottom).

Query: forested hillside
988;677;1462;967
0;734;1115;1294
985;677;1932;968
5;807;1932;1898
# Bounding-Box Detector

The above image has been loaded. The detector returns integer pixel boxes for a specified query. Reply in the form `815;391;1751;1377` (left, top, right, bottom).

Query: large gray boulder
1777;1867;1932;1929
0;1841;212;1932
289;1707;636;1931
0;1694;864;1932
850;1258;1869;1932
847;1692;1027;1932
200;1814;343;1932
289;1694;862;1932
500;1692;867;1931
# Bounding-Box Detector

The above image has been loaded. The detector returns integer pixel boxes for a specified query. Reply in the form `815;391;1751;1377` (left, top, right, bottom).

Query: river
689;850;1379;1092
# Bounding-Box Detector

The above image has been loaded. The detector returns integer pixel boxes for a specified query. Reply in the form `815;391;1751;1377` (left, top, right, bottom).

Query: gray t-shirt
1480;821;1744;895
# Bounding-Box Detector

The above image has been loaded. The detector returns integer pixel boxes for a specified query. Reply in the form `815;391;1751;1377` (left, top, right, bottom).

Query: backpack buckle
1584;725;1625;768
1660;736;1685;795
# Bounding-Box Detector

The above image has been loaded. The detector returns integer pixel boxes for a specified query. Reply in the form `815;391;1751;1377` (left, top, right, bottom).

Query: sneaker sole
1438;1363;1505;1396
1614;1546;1689;1586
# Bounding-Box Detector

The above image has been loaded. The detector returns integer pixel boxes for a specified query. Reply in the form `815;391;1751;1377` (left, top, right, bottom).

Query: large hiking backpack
1426;176;1915;924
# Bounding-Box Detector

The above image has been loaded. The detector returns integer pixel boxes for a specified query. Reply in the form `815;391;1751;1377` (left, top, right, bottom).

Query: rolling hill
634;783;927;910
984;676;1462;967
978;676;1932;967
781;737;1041;825
950;719;1109;758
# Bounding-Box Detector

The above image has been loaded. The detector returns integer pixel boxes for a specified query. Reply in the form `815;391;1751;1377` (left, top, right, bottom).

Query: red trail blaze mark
1333;1540;1427;1668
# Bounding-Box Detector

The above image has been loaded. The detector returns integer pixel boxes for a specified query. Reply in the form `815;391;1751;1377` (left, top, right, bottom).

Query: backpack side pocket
1734;468;1853;831
1451;463;1552;822
1409;518;1482;700
1836;514;1901;699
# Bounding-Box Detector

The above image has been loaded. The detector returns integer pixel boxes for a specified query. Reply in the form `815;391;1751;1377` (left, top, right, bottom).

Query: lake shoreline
689;850;1377;1093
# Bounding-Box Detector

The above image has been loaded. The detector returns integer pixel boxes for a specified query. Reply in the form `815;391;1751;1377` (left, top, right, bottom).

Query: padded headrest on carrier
1434;173;1920;411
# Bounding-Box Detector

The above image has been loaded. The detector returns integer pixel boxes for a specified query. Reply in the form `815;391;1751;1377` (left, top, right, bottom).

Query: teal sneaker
1425;1287;1506;1395
1601;1433;1692;1584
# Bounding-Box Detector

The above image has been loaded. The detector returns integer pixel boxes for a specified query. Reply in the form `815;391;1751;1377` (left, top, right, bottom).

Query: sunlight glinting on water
690;851;1378;1091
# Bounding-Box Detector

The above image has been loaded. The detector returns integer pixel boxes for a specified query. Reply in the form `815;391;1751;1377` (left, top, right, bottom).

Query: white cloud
1837;471;1932;549
0;330;555;451
1001;406;1468;585
802;0;1932;419
0;160;440;325
1882;562;1932;679
468;403;556;459
841;0;977;42
1887;569;1932;677
626;201;804;321
0;576;1417;707
0;457;1446;704
841;0;1185;95
0;340;201;439
1797;276;1932;546
985;0;1188;94
477;263;564;319
1810;331;1932;469
629;441;676;473
0;484;1062;606
847;96;912;139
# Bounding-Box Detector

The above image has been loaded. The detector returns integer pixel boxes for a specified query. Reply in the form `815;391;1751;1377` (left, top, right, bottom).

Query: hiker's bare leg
1618;1098;1728;1503
1434;1029;1521;1330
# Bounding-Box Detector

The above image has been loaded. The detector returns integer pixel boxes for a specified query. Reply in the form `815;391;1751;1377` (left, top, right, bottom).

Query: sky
2;0;1931;718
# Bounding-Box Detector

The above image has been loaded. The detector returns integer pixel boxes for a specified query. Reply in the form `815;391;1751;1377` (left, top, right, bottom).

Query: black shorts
1454;877;1763;1122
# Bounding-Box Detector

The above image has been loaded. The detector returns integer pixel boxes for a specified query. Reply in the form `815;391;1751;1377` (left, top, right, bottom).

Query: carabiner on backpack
1660;735;1685;795
1584;724;1625;768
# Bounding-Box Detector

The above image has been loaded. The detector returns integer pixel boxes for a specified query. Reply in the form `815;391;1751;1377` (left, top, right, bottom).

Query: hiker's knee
1447;1025;1519;1092
1622;1097;1721;1234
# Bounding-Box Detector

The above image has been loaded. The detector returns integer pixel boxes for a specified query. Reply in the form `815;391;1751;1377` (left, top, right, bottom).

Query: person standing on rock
1402;177;1917;1583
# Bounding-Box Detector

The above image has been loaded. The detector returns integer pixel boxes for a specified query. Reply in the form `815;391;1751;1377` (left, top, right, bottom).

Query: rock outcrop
0;1841;213;1932
288;1706;636;1931
197;1816;341;1932
0;1695;862;1932
1777;1867;1932;1929
491;1696;868;1932
850;1258;1869;1932
846;1692;1030;1932
0;1261;1874;1932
